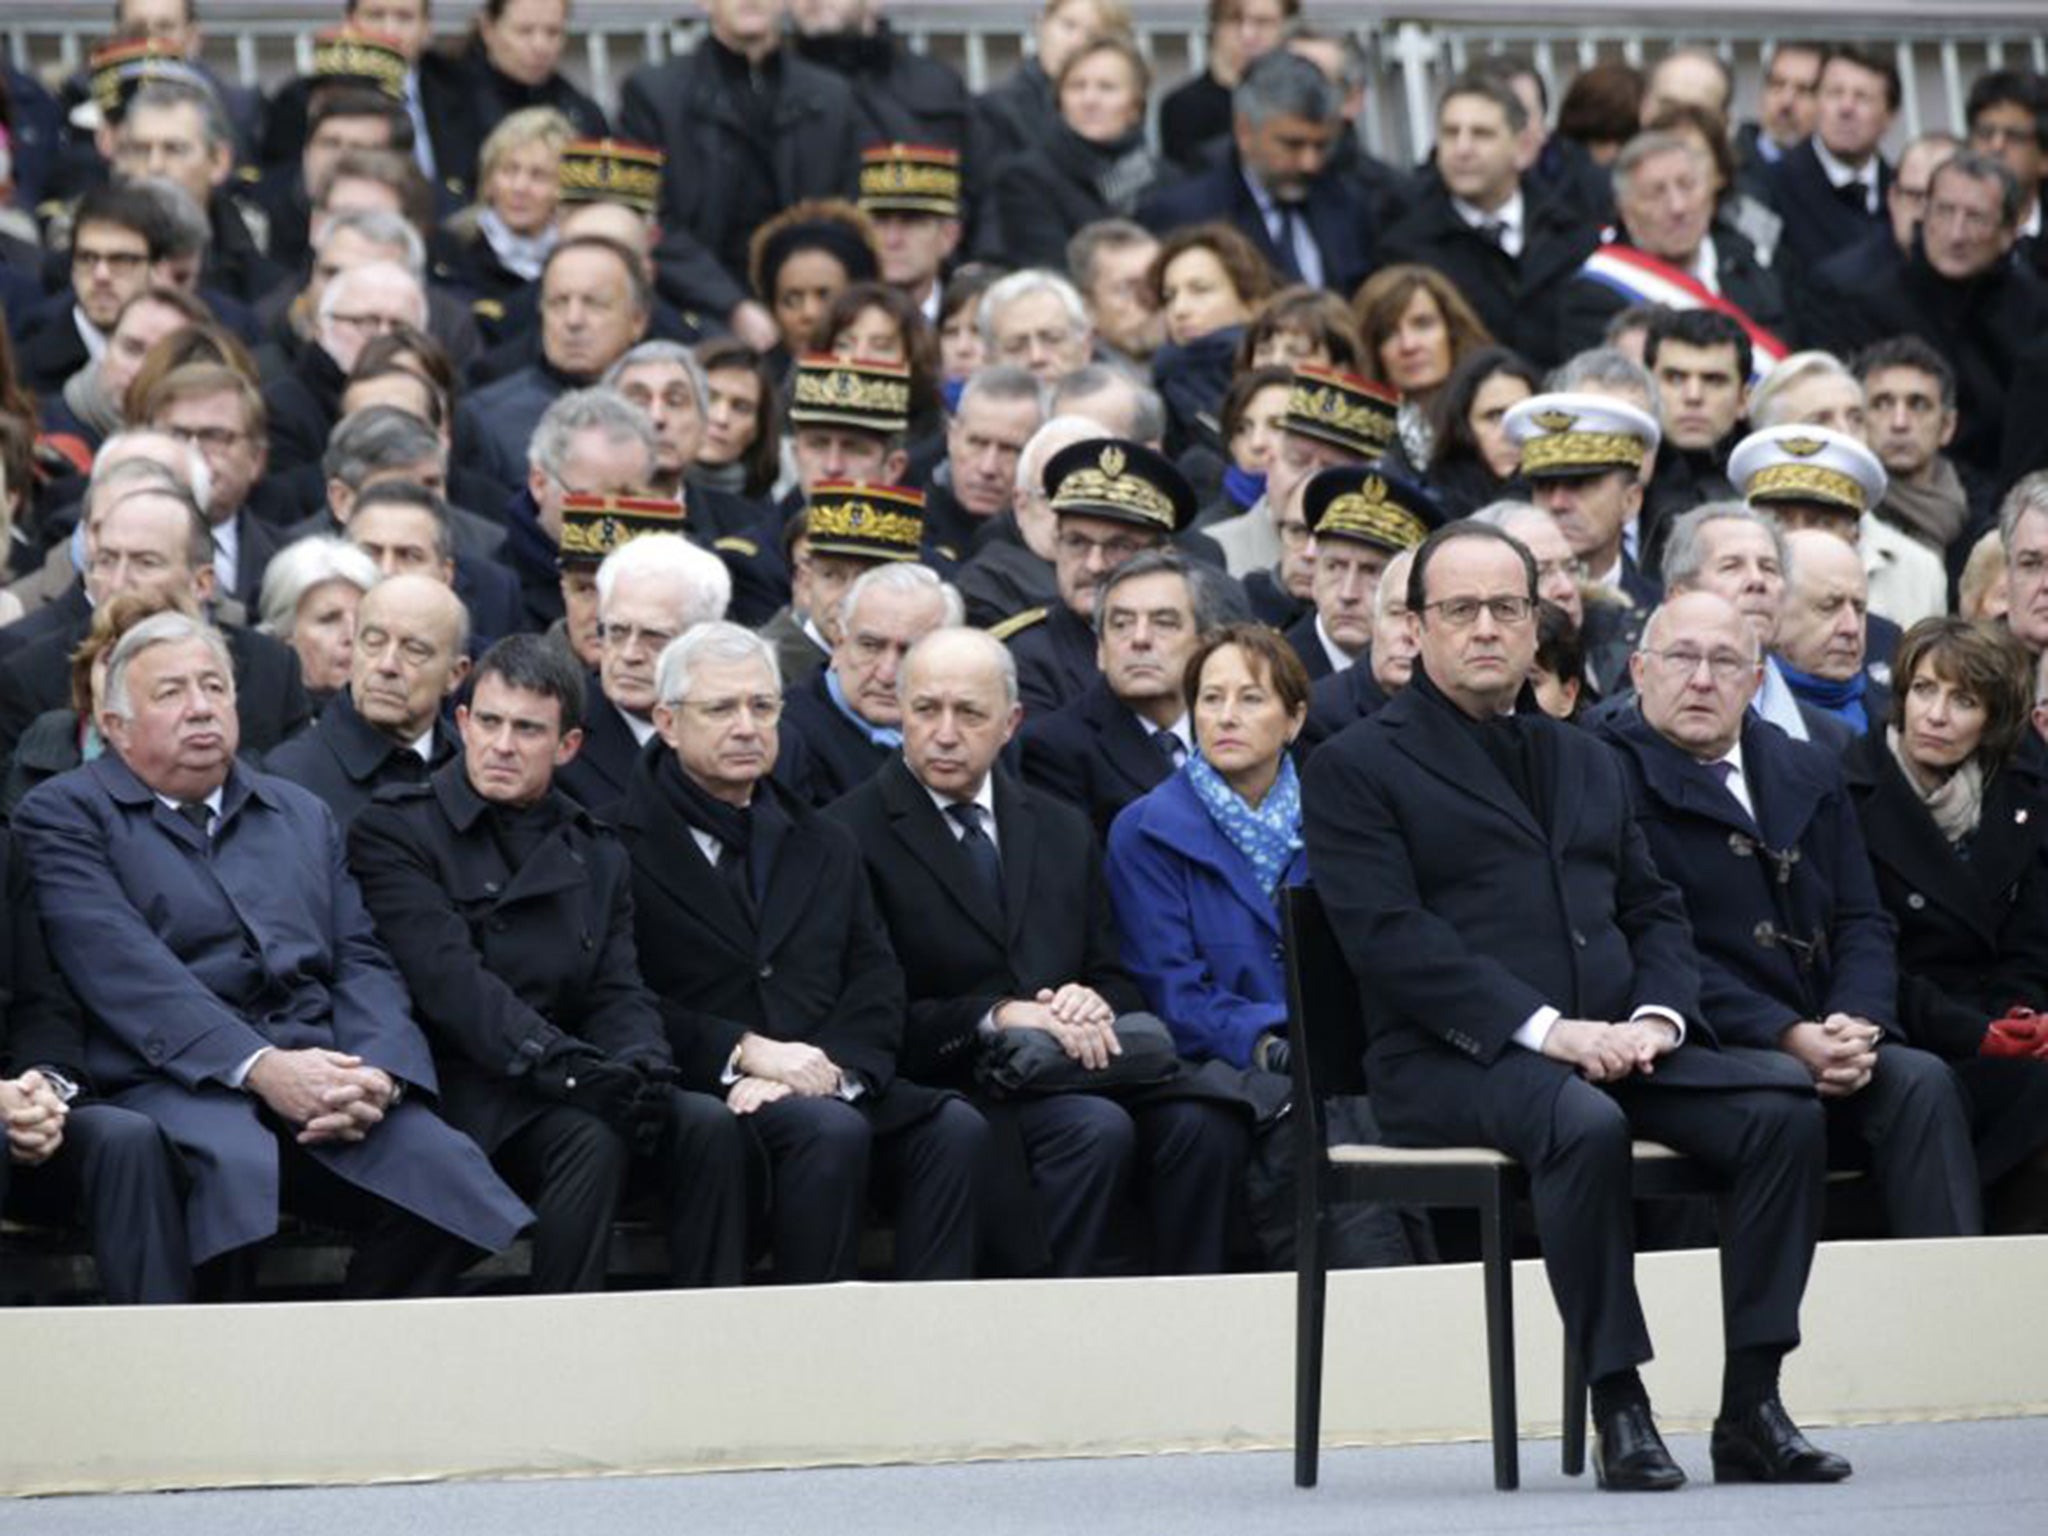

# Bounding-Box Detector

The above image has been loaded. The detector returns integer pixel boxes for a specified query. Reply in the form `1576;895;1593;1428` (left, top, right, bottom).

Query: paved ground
15;1418;2046;1536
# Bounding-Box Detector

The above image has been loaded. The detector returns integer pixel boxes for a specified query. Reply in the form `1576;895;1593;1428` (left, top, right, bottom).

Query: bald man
264;575;470;825
1774;528;1884;738
1601;589;1983;1246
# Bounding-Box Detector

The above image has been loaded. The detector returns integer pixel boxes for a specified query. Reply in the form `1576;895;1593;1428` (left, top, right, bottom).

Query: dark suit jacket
1006;602;1102;717
348;762;674;1154
1601;708;1898;1048
12;755;529;1263
616;751;937;1133
260;688;458;827
1284;612;1334;683
1376;177;1599;368
1017;677;1172;844
0;830;88;1087
1766;139;1893;279
618;43;863;319
826;757;1143;1087
781;668;890;807
1843;731;2048;1060
0;620;311;768
1300;655;1392;754
1138;152;1380;299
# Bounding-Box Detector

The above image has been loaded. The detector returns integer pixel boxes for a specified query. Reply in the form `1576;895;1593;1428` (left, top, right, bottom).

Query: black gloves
1253;1031;1292;1077
531;1041;674;1156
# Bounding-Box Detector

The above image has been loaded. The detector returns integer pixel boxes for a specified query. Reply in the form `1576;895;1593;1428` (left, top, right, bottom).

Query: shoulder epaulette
988;606;1048;642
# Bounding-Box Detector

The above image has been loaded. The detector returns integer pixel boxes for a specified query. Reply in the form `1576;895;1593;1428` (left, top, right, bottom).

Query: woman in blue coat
1107;622;1309;1071
1108;622;1426;1267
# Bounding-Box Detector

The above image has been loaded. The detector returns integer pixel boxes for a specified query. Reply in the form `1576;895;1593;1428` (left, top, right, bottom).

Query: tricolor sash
1578;240;1789;374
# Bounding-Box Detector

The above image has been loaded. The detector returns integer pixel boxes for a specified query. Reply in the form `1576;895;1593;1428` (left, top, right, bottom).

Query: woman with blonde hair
444;106;576;330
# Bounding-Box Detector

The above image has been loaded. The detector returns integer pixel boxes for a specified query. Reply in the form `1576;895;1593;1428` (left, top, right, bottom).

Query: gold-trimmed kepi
1042;437;1196;535
788;354;912;436
88;38;211;121
1302;466;1443;554
557;493;686;567
858;143;964;219
559;138;666;216
1503;391;1661;480
310;28;408;101
1281;365;1401;461
805;482;927;563
1727;423;1887;516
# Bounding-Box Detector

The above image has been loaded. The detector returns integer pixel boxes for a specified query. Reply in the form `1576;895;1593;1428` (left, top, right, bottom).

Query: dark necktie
1704;758;1755;823
946;802;1005;917
1478;217;1509;249
175;800;212;841
716;841;754;917
1273;204;1306;281
1153;730;1185;770
1834;180;1871;215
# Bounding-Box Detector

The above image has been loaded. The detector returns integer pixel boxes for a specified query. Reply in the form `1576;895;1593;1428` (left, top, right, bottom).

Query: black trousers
198;1114;486;1301
1826;1044;1982;1237
1130;1098;1250;1275
492;1089;748;1293
0;1103;190;1304
1380;1055;1826;1384
744;1095;989;1282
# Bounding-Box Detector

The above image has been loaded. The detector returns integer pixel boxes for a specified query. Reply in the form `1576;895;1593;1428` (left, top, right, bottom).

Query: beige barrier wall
7;1236;2045;1496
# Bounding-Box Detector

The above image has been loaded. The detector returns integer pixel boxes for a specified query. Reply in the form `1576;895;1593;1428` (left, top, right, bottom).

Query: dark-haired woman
1844;617;2048;1230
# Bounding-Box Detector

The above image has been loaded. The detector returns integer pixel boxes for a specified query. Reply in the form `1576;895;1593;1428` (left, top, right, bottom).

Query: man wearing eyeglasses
618;620;989;1282
996;437;1197;716
138;362;288;610
14;185;160;399
266;257;430;475
1600;589;1982;1245
1306;525;1846;1494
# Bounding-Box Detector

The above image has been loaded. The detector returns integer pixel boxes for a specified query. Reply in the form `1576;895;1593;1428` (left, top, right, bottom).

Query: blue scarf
1186;750;1302;897
1222;464;1266;512
1777;659;1869;733
824;668;903;748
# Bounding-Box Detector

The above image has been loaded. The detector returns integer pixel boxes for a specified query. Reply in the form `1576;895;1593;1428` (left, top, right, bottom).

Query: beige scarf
1888;725;1984;844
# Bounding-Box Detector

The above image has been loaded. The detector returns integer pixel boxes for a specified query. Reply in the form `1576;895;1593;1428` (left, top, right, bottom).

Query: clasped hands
1;1070;69;1165
1981;1006;2048;1061
533;1041;676;1153
996;984;1121;1070
1779;1013;1881;1097
727;1033;844;1114
1541;1016;1680;1083
246;1048;399;1145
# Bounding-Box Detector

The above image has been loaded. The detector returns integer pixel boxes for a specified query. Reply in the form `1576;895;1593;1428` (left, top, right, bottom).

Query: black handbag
976;1011;1183;1097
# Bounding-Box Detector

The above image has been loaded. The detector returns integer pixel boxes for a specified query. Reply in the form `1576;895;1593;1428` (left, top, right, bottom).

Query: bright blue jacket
1105;769;1308;1069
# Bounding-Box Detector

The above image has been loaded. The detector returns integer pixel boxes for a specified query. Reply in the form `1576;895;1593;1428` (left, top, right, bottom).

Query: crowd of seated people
4;2;2048;1373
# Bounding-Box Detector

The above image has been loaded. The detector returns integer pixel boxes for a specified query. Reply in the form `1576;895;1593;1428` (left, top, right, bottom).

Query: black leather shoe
1711;1397;1853;1484
1593;1401;1687;1491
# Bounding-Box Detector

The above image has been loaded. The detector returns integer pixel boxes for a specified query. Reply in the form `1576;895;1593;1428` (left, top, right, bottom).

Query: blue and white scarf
1186;750;1302;897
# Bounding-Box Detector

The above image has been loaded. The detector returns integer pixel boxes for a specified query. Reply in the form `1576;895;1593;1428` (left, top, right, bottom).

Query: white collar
407;725;437;762
74;305;108;364
1812;138;1878;190
923;771;998;831
1136;712;1193;754
1314;613;1359;673
616;702;658;746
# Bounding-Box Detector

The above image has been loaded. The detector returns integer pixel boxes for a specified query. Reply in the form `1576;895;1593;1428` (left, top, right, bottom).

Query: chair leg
1561;1340;1587;1475
1294;1206;1328;1488
1478;1176;1519;1491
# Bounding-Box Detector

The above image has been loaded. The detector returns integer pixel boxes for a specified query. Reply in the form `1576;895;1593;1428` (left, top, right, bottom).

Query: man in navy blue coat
15;613;529;1297
1598;591;1983;1238
1304;523;1843;1492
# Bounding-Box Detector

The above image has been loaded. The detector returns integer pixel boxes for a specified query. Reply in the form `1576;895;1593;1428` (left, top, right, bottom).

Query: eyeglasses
1639;646;1757;682
1057;530;1152;562
162;425;247;452
677;694;783;725
1421;595;1535;627
74;247;148;274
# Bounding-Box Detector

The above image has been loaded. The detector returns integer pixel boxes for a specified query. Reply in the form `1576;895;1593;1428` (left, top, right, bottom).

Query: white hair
1015;413;1112;497
977;268;1089;349
318;259;428;331
257;536;381;635
89;432;212;522
102;612;234;721
655;621;779;706
594;532;732;629
1749;351;1861;430
837;562;965;636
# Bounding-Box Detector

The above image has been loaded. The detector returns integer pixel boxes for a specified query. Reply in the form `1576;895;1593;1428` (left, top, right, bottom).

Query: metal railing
7;4;2044;163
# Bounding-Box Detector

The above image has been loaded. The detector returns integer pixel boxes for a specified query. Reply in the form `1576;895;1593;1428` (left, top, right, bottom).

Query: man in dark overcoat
1303;523;1844;1492
349;636;748;1292
616;620;988;1282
